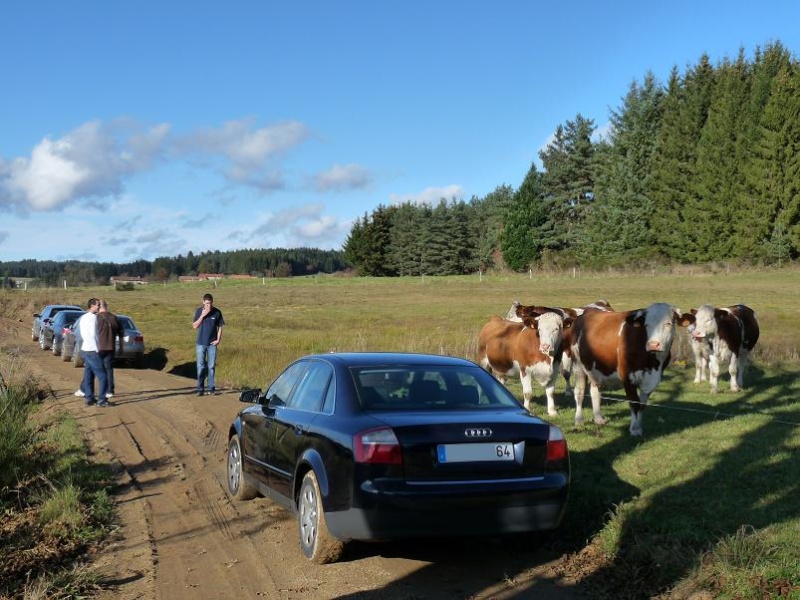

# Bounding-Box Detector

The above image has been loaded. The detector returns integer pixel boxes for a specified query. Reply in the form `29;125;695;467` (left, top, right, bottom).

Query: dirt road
8;319;582;600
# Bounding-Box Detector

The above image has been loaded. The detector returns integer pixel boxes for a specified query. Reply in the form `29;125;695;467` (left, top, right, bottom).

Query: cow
507;299;614;399
570;302;682;436
477;310;569;415
682;304;759;393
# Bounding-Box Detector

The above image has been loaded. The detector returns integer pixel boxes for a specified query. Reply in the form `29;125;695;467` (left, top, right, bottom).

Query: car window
288;361;332;413
117;317;134;329
354;366;520;410
265;361;308;406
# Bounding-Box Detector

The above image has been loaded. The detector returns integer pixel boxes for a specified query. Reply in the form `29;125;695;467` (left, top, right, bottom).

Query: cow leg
589;383;605;425
561;353;573;399
737;349;750;389
572;369;587;426
520;372;534;412
625;382;646;436
728;354;741;392
708;354;720;394
692;342;705;383
544;383;557;416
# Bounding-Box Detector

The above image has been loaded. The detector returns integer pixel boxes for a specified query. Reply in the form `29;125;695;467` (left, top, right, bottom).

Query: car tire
226;435;258;501
32;327;38;341
298;471;345;564
40;333;49;351
74;349;84;368
61;344;71;362
52;340;60;356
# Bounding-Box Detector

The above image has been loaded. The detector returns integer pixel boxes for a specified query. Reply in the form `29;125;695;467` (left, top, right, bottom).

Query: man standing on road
192;293;224;396
97;299;123;399
76;298;109;406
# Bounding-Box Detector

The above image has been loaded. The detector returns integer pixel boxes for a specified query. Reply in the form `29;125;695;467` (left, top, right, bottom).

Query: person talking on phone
192;293;224;396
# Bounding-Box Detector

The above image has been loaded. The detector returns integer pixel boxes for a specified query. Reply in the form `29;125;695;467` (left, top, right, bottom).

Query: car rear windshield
352;365;521;410
117;317;134;329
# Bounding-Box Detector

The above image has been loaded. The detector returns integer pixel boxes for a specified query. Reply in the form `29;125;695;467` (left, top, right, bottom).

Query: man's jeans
100;350;115;394
81;350;108;402
196;344;217;391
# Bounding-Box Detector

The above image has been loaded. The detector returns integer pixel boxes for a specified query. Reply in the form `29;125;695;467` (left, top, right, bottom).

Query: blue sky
2;1;799;264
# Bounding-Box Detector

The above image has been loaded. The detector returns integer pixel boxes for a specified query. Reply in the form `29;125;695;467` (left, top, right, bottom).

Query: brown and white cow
570;302;681;436
507;300;613;399
477;310;569;415
683;304;759;393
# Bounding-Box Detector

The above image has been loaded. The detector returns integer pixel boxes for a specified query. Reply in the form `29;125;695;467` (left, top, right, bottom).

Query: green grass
0;352;115;599
4;267;800;598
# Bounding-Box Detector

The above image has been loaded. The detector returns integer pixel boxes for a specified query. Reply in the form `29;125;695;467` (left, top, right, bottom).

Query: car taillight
354;427;402;464
134;335;143;343
546;425;568;463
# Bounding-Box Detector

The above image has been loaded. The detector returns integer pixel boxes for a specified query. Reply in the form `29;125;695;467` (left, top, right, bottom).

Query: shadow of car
32;304;82;342
226;352;570;564
40;309;85;354
62;314;145;367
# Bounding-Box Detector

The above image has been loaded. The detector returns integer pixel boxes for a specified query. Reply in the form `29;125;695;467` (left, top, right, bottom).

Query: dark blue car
32;304;82;344
226;352;570;564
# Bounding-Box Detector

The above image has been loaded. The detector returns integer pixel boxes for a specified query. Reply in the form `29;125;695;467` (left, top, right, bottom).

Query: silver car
62;314;145;367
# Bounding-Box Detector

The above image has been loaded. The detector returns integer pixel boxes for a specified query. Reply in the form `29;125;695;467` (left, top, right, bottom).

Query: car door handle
293;425;305;436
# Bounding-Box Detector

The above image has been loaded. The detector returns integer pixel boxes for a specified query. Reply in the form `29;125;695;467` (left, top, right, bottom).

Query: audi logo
464;427;492;439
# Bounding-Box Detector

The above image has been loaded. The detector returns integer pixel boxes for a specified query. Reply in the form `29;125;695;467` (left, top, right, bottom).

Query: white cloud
311;163;372;192
249;203;350;248
0;121;170;212
389;184;464;206
175;118;311;191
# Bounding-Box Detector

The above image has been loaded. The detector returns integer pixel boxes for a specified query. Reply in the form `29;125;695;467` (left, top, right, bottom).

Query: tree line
0;248;349;287
344;41;799;275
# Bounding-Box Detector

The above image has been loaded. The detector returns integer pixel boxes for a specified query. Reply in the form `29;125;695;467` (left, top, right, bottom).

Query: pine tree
583;73;664;264
502;163;547;270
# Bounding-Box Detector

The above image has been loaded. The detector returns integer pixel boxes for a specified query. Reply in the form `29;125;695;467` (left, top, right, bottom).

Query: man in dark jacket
192;293;224;396
97;299;123;399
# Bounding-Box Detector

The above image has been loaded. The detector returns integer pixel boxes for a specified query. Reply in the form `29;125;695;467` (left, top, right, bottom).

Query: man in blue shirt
192;293;224;396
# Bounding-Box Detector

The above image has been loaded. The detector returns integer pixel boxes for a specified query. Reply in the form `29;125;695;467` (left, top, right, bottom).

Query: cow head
626;302;681;353
521;311;564;356
689;304;720;342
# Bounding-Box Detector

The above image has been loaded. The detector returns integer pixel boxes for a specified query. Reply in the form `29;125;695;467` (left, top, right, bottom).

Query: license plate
437;442;515;463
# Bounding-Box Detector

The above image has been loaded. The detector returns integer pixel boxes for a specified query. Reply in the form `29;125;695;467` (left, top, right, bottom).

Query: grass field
4;267;800;598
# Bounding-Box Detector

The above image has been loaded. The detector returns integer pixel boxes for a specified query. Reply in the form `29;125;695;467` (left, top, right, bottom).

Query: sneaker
98;400;110;407
197;390;204;397
74;389;86;397
85;399;96;406
106;393;114;399
209;388;216;395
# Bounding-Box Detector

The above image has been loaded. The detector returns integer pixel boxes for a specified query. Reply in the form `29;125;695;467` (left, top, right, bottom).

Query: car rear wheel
40;333;49;351
226;435;257;501
32;327;38;341
61;343;71;362
52;340;60;356
73;349;84;368
298;471;344;564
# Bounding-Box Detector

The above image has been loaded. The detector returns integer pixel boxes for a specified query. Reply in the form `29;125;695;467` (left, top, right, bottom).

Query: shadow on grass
573;367;800;598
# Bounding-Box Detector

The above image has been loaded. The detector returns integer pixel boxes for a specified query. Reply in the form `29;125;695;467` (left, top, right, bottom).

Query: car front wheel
226;435;257;501
298;471;344;564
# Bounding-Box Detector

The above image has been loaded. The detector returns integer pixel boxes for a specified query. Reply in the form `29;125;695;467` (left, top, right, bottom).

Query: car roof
303;352;478;368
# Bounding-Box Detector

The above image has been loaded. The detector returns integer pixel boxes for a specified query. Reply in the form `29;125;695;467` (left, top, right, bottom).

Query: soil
6;317;587;600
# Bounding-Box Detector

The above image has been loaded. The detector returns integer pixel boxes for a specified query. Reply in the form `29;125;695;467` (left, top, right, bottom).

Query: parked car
62;314;145;367
226;352;570;564
31;304;82;342
40;309;85;353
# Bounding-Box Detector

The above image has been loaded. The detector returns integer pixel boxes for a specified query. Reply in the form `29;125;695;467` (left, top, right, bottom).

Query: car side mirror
267;395;285;409
239;388;263;404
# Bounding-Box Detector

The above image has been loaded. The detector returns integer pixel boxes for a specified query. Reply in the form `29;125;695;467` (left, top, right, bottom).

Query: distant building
110;276;148;285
